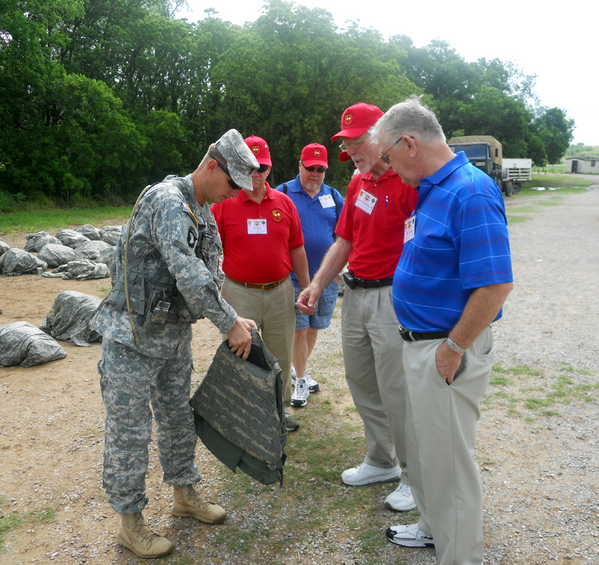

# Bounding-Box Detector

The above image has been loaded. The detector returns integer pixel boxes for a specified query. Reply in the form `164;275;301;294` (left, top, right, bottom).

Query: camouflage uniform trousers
98;337;202;514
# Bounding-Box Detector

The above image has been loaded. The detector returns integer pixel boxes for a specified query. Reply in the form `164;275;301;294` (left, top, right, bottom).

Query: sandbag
39;290;102;347
37;243;80;268
0;321;66;367
100;226;123;246
55;229;89;249
75;224;102;241
43;259;110;280
190;330;287;486
0;239;9;257
0;248;47;275
24;231;62;253
96;245;116;269
75;240;112;262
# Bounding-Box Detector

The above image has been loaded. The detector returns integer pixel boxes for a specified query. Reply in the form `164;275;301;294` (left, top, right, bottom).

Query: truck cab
448;135;521;196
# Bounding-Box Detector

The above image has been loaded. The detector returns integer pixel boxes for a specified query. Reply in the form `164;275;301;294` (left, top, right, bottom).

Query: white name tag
247;219;267;234
355;190;377;215
318;194;335;208
404;216;415;243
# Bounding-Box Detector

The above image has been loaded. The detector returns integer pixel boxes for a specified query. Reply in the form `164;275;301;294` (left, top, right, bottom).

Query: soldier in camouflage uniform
95;129;259;559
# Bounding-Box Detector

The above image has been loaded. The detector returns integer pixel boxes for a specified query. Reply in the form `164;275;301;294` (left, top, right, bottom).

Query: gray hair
370;96;445;146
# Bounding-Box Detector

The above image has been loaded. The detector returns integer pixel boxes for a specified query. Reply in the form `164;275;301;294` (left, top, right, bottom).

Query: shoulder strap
283;183;288;195
332;188;343;223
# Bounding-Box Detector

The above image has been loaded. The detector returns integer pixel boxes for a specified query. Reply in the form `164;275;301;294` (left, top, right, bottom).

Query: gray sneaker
284;413;300;432
291;378;309;408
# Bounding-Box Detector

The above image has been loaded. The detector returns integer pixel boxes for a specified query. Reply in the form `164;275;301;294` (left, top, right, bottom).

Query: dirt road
1;188;598;564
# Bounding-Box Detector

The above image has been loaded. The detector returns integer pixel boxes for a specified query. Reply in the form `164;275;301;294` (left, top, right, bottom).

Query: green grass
533;164;566;174
506;185;589;226
484;362;598;421
0;206;132;236
0;497;59;552
521;175;593;190
213;391;417;559
507;215;532;225
508;206;540;214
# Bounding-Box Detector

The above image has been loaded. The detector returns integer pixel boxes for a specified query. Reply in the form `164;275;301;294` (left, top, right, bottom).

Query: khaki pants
222;276;295;408
403;327;493;565
341;285;408;479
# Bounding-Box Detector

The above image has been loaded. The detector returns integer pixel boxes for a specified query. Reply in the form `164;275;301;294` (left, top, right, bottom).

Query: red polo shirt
211;183;304;284
335;169;418;280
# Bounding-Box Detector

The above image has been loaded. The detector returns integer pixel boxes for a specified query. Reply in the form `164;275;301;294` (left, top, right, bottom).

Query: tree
533;107;575;164
211;0;420;186
0;0;147;200
0;0;576;204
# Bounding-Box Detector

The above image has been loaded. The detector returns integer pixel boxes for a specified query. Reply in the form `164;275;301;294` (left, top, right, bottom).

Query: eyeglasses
256;164;270;173
210;152;243;190
379;135;414;164
302;162;327;173
339;137;365;152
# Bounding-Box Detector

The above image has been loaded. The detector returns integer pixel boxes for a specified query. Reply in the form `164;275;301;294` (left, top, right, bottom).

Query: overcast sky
179;0;598;145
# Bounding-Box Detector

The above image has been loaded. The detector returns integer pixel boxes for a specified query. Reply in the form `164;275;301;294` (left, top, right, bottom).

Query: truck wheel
504;182;514;197
513;182;521;195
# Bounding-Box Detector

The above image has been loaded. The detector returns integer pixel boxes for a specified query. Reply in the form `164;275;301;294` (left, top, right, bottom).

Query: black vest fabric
189;330;287;486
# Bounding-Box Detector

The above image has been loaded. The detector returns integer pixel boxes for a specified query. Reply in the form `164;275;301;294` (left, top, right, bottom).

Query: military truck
448;135;523;197
502;158;532;185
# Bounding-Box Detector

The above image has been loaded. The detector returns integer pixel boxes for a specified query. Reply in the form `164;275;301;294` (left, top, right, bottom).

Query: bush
0;191;26;213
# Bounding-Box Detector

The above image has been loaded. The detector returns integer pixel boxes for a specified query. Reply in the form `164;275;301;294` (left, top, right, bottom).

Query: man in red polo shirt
297;103;418;511
211;135;310;432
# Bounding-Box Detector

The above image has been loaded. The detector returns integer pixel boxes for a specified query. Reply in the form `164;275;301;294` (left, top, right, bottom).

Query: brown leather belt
227;274;289;291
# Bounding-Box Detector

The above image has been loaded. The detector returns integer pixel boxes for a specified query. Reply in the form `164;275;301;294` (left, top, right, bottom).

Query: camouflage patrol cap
214;129;259;191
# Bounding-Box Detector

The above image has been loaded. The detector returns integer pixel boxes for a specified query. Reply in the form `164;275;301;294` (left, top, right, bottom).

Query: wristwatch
445;337;466;355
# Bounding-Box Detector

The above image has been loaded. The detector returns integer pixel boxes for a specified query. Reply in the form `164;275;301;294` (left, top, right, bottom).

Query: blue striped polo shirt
393;151;513;332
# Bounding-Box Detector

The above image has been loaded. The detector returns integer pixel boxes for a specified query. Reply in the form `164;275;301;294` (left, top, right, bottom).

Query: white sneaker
305;373;320;393
385;482;416;511
386;523;434;548
291;378;309;408
341;462;401;486
292;367;320;393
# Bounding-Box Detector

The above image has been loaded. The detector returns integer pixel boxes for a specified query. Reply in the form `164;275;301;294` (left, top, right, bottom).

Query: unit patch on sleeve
187;226;199;248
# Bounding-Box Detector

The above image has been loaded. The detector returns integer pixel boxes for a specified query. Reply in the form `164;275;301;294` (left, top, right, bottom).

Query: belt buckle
399;326;416;342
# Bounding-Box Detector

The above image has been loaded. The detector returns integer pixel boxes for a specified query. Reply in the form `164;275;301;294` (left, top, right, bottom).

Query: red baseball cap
244;135;272;166
331;102;384;142
338;150;351;163
301;143;328;168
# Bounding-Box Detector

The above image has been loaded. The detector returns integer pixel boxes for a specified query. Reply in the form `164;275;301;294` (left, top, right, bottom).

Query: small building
565;156;598;174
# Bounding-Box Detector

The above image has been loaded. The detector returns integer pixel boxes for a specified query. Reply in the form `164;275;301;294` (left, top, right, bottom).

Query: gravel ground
1;187;598;564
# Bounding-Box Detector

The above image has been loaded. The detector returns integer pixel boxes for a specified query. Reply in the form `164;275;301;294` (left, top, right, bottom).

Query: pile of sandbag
0;224;123;277
0;248;47;275
0;321;67;367
43;259;111;280
39;290;103;347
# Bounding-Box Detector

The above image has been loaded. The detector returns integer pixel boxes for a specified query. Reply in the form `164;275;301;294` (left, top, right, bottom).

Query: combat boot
116;512;173;559
171;484;226;524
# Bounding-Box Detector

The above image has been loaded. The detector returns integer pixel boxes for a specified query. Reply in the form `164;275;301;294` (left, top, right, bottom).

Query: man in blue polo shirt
276;143;343;408
370;96;514;565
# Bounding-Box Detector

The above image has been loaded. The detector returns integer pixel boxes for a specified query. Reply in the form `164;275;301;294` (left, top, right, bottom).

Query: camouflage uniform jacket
95;174;237;358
